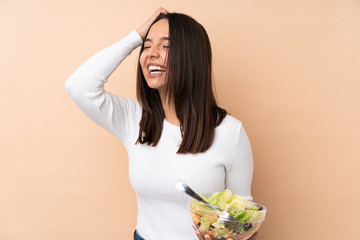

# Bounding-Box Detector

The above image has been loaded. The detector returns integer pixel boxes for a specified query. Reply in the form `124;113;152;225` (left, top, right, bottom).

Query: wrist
136;27;146;41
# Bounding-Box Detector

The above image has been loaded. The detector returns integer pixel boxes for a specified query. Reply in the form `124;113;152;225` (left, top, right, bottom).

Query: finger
193;226;205;240
195;231;203;240
158;7;169;15
250;232;260;240
153;7;168;19
204;234;212;240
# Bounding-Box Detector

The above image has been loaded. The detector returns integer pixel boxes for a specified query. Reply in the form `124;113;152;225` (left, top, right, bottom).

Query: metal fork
176;180;244;232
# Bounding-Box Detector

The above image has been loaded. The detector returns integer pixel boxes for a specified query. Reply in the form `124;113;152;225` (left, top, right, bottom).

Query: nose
146;46;160;58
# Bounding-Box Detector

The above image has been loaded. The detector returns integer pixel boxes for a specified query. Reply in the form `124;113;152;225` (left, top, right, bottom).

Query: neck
159;90;180;126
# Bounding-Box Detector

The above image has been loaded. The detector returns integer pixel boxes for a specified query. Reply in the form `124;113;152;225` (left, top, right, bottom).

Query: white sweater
65;30;253;240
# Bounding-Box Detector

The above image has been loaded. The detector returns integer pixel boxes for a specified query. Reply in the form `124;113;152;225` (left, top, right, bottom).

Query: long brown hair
136;13;227;154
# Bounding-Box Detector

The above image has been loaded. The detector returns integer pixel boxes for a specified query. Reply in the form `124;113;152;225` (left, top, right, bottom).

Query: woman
66;8;257;240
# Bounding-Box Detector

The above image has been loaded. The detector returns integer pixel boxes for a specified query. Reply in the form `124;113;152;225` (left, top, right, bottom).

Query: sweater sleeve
65;30;143;148
225;124;254;201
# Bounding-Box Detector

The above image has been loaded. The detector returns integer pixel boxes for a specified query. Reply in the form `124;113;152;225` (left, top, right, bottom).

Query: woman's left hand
193;226;260;240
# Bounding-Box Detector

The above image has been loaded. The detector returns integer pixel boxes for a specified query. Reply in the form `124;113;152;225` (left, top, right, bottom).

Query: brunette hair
136;13;227;154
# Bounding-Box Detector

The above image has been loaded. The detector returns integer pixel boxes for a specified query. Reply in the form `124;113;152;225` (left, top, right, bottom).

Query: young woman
66;8;257;240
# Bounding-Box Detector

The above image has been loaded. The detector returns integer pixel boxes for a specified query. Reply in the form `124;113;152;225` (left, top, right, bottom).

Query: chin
146;83;165;90
145;79;166;90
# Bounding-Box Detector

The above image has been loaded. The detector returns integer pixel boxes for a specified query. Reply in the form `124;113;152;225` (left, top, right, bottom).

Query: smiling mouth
148;65;166;74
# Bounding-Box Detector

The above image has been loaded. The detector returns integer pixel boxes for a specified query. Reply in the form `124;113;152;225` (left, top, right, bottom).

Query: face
140;19;170;94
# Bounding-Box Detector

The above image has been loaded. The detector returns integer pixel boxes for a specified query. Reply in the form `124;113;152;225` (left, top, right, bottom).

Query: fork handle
176;180;218;212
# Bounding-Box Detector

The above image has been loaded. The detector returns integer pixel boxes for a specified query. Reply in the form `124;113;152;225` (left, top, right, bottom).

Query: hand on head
137;7;169;40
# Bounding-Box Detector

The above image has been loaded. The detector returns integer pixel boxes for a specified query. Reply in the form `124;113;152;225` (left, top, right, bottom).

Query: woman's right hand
193;226;260;240
136;7;168;40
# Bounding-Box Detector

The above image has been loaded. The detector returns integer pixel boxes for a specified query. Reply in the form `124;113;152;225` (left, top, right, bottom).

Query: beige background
1;0;359;239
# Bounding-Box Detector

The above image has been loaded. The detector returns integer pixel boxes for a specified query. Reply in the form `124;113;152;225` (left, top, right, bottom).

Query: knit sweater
65;30;253;240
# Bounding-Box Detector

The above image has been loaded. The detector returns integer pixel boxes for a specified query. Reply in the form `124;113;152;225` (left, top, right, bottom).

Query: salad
190;189;265;240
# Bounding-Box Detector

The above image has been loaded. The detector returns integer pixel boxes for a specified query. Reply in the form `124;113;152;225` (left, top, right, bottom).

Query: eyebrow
144;37;170;42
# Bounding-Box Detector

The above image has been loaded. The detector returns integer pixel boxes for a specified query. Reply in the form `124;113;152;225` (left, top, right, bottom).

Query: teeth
149;65;166;71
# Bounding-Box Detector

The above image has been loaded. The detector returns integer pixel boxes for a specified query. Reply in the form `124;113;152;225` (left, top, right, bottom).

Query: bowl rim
190;200;267;215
